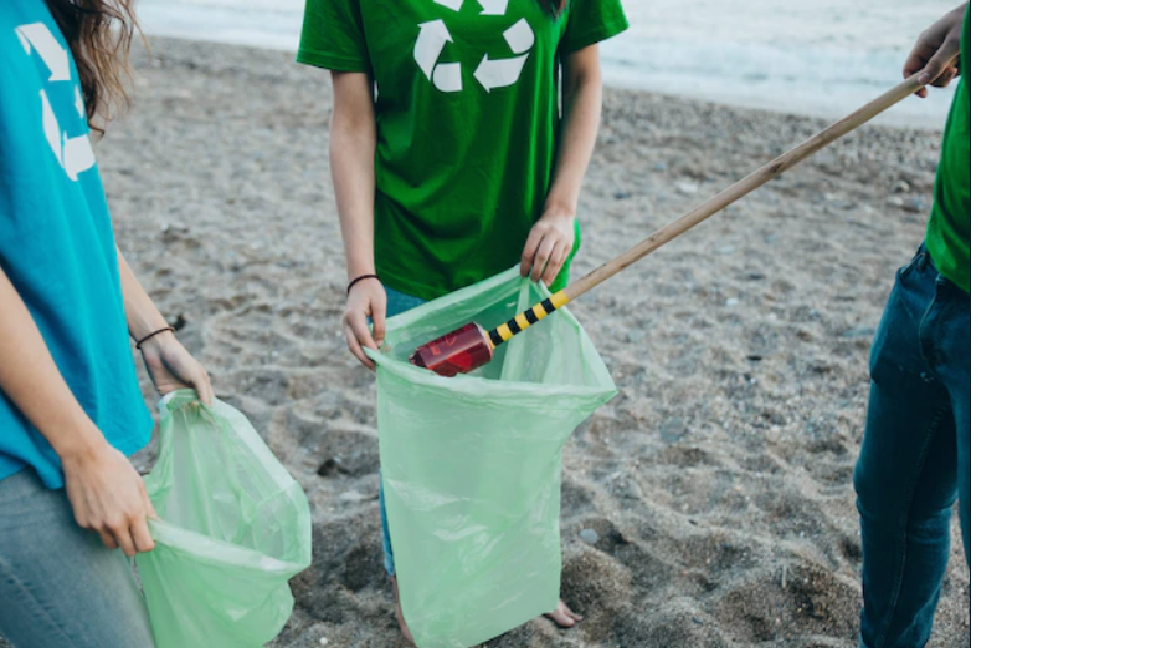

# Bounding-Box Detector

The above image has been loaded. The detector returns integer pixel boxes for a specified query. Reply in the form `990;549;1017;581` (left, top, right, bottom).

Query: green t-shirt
925;3;971;293
298;0;629;300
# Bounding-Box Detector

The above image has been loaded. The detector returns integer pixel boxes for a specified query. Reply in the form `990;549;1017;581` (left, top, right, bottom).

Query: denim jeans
0;468;156;648
854;245;971;648
377;285;428;576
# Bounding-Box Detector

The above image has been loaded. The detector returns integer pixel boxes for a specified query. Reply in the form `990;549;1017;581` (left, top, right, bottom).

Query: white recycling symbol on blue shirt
13;22;96;181
414;0;536;93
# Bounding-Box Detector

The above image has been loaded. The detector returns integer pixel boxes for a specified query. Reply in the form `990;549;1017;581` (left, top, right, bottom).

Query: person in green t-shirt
852;4;970;648
297;0;628;639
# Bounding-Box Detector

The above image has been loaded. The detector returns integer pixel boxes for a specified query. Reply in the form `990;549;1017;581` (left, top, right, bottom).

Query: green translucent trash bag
136;390;313;648
367;267;617;648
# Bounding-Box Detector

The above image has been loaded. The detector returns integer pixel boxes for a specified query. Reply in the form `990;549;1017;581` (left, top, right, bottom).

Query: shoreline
127;33;951;132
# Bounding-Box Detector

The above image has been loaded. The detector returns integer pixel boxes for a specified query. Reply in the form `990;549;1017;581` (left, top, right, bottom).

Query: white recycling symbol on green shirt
414;0;536;93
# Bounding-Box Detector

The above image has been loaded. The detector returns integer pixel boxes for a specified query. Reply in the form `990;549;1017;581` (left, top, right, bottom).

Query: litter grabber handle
485;74;926;349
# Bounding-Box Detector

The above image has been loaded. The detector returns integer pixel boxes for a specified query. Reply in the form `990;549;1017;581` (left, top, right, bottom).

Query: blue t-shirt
0;2;153;489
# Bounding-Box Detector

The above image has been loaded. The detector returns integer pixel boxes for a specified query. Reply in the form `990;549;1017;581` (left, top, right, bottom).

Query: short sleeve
558;0;629;58
296;0;371;72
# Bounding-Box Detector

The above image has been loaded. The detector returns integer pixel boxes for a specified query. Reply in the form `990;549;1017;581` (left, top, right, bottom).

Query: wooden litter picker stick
410;75;926;377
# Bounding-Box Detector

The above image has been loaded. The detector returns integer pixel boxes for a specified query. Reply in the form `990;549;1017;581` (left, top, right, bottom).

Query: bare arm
547;45;605;219
117;248;213;404
118;247;171;339
0;266;106;460
330;70;388;368
330;71;379;282
521;44;605;284
0;265;155;556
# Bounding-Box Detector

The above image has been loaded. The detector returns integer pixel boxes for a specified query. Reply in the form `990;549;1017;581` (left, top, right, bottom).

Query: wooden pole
480;75;925;352
564;75;925;301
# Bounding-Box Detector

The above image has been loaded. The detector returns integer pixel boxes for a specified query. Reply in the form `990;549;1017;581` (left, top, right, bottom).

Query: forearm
0;267;104;460
118;248;169;342
331;128;377;279
329;72;379;281
546;51;604;215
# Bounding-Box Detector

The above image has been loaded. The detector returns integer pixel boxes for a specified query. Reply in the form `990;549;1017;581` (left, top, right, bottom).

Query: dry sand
3;37;969;648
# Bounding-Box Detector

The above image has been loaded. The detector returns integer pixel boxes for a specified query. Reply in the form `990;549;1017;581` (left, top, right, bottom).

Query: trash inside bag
367;267;617;648
137;390;312;648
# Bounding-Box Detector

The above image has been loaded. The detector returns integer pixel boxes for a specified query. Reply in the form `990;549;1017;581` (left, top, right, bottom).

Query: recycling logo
414;0;536;93
14;22;95;181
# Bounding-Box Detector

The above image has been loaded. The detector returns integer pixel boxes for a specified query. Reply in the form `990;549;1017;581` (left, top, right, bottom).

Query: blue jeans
854;245;970;648
378;286;427;577
0;468;156;648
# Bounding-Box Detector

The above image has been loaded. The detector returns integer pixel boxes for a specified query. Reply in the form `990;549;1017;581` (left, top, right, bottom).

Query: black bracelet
136;326;175;351
347;274;381;295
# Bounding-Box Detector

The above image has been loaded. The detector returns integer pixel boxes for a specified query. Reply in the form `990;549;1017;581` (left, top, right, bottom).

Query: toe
546;600;581;627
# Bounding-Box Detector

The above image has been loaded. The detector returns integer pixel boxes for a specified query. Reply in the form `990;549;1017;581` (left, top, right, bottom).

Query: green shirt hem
375;259;574;303
377;218;581;301
926;235;970;294
375;268;452;303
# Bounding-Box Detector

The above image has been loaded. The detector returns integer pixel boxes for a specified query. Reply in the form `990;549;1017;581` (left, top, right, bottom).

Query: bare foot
544;599;583;628
390;575;414;644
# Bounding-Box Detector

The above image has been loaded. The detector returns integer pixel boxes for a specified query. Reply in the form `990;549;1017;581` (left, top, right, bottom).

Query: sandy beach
7;36;969;648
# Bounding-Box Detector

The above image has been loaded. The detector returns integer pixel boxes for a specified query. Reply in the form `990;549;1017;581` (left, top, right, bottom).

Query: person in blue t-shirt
0;2;213;647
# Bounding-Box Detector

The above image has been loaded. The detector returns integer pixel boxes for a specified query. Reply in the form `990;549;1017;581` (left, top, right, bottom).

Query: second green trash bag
137;391;312;648
367;267;617;648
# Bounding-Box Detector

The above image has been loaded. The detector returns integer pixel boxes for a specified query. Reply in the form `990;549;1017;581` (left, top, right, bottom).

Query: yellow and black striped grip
487;291;569;348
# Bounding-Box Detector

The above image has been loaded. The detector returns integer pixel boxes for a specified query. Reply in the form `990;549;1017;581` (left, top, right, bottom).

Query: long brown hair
44;0;141;134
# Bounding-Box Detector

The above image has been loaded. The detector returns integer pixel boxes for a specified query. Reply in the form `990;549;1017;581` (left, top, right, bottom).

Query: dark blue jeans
854;245;970;648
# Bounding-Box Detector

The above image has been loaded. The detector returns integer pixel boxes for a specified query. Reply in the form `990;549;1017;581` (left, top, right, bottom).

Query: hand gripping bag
366;267;617;648
136;390;312;648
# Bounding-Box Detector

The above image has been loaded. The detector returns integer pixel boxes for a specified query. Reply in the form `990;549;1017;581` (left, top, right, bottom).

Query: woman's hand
61;434;157;557
139;331;214;405
520;206;576;286
344;278;388;370
1;267;161;556
522;45;601;287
